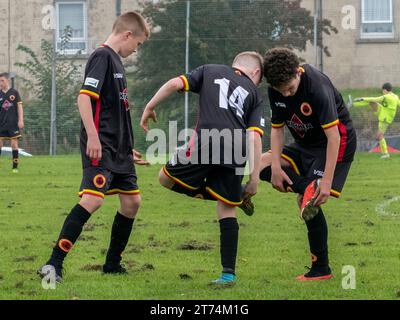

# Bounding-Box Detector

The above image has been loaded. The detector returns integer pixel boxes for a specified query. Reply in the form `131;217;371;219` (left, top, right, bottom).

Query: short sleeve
79;51;108;100
268;87;285;129
179;65;205;93
246;91;265;136
311;84;339;130
15;90;22;104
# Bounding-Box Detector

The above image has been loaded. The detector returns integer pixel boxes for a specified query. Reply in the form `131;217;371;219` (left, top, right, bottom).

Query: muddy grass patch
178;240;214;251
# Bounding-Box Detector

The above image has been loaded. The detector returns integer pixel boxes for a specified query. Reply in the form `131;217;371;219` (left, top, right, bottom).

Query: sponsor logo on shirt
114;73;124;79
2;100;12;111
120;88;129;111
314;170;324;177
287;114;313;138
275;102;286;108
84;77;100;88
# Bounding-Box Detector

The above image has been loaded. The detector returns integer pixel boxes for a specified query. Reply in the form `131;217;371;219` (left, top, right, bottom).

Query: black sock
105;212;135;266
259;166;311;194
12;149;18;169
305;208;329;269
219;217;239;275
48;204;91;267
0;148;2;156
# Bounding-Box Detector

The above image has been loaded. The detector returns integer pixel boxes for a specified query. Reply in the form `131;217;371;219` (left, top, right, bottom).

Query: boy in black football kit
257;48;356;281
0;73;24;173
38;12;150;282
141;52;264;286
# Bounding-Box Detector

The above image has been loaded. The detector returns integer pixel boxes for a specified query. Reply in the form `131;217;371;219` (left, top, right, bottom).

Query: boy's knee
120;195;141;218
79;195;104;214
159;168;174;189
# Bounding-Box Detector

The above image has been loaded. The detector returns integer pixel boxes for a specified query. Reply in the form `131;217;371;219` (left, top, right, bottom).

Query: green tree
15;26;82;154
129;0;338;150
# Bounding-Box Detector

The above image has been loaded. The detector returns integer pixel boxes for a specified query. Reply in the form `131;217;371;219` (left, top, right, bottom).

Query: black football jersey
0;88;22;131
180;64;265;167
79;45;134;173
269;64;356;162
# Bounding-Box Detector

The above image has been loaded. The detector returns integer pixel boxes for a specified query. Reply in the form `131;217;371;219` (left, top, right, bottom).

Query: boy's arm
313;125;340;206
77;94;102;161
243;131;262;197
270;127;292;192
17;102;24;129
357;96;385;104
140;77;184;132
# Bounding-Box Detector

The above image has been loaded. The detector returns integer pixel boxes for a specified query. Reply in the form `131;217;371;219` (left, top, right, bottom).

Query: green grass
0;153;400;300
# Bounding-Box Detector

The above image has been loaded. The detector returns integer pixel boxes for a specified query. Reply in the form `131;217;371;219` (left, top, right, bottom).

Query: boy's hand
271;166;293;193
133;149;150;166
313;179;331;206
140;108;157;133
87;134;102;161
18;120;24;129
243;179;259;198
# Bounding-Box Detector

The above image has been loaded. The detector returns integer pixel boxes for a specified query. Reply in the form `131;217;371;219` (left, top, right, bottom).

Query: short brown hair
113;11;150;38
263;48;300;87
0;72;10;79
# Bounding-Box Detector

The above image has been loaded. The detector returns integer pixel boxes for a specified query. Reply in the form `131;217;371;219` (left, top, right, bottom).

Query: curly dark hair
263;48;300;87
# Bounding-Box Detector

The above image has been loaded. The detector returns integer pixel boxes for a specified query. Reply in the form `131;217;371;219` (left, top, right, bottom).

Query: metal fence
3;0;400;156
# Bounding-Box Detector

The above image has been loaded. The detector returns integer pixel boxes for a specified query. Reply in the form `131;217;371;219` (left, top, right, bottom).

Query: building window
361;0;394;39
56;1;87;54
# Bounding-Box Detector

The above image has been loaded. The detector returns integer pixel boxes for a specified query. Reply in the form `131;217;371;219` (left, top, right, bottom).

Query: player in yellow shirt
354;83;399;159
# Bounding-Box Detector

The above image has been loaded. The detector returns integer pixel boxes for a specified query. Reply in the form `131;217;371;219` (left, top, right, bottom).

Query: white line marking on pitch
375;196;400;217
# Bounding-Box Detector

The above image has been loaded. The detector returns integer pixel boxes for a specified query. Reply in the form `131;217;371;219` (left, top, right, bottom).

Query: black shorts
282;143;353;198
163;162;244;207
0;128;21;139
78;166;139;199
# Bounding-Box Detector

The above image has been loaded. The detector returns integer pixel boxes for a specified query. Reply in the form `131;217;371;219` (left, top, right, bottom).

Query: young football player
258;48;356;281
140;52;265;286
0;73;24;173
354;83;399;159
38;12;150;283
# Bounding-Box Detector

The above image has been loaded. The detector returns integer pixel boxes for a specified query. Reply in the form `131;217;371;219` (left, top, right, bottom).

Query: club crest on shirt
9;95;15;101
300;102;312;116
287;114;313;138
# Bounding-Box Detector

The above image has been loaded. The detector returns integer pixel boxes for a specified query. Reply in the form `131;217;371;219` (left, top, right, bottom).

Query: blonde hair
112;11;150;38
232;51;264;75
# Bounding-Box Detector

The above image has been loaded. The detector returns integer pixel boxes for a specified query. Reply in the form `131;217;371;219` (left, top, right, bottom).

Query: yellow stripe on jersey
247;127;264;136
179;75;189;92
80;90;100;100
321;119;339;130
272;122;285;129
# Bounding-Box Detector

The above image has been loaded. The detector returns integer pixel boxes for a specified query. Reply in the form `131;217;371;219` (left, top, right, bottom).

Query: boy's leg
11;138;19;170
159;164;215;201
259;150;311;194
103;171;141;273
206;167;243;286
216;201;239;280
103;193;141;272
39;167;110;281
44;195;103;276
377;122;390;158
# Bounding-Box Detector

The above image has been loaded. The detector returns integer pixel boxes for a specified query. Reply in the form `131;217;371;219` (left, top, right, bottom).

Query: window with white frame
56;1;87;54
361;0;394;39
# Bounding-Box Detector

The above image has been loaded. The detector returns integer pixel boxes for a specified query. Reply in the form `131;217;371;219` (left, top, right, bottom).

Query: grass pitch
0;153;400;300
